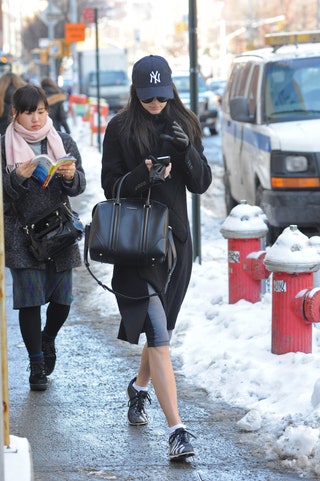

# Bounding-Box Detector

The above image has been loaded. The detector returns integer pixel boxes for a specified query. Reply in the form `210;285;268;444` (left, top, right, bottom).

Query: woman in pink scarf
2;84;86;391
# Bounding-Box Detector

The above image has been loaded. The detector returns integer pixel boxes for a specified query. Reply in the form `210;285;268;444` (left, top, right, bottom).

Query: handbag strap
83;225;177;300
113;172;152;206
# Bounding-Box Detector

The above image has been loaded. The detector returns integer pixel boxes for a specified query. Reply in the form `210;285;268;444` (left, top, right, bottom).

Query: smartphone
157;156;171;166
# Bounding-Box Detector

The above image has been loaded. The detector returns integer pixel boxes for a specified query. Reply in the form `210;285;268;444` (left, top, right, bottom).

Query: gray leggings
144;284;173;347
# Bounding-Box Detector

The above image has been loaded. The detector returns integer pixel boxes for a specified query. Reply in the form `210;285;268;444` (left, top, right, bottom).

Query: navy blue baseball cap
132;55;174;100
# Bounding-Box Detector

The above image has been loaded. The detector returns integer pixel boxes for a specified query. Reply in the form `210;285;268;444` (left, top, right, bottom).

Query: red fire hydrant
220;200;269;304
264;225;320;354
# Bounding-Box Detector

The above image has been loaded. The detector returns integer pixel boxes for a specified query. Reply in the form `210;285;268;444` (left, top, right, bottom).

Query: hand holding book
31;154;76;188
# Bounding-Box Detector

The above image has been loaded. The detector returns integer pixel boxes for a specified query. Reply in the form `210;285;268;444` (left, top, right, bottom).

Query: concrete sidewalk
4;435;33;481
3;270;33;481
3;260;310;481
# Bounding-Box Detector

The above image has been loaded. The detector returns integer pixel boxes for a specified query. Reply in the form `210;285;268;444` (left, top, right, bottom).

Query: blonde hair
0;72;26;116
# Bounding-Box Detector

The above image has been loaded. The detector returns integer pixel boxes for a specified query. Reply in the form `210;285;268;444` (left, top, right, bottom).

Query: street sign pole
189;0;202;264
47;0;56;79
94;8;101;152
70;0;79;94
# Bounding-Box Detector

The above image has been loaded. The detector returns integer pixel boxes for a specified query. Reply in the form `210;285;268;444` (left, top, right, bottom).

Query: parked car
221;31;320;243
206;78;227;105
172;71;220;135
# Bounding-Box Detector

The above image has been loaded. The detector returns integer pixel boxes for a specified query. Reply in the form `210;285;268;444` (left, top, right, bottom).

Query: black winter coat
101;111;212;344
43;85;70;134
2;132;86;272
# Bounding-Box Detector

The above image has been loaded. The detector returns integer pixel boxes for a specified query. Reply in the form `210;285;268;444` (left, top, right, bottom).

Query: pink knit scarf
5;116;67;172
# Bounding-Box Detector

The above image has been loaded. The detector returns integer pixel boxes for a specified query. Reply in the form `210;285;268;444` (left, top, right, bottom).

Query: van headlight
285;155;308;172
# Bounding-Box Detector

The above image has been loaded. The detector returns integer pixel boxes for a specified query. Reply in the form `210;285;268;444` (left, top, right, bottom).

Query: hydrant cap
264;225;320;273
310;236;320;249
220;202;268;239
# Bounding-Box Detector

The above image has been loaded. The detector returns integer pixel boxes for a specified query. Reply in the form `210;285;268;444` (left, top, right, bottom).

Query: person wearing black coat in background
101;55;212;460
0;71;26;134
41;77;71;133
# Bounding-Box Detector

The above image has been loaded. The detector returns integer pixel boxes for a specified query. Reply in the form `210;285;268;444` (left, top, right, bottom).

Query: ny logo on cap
149;70;161;84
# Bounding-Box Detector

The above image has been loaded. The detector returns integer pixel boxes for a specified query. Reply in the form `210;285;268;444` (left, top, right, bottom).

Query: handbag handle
84;225;176;300
113;172;152;206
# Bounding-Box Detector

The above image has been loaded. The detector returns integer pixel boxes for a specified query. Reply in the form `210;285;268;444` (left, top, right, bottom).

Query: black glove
160;121;189;152
149;155;168;184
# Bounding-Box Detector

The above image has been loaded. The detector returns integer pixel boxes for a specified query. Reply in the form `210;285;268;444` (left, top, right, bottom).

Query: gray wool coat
2;132;86;271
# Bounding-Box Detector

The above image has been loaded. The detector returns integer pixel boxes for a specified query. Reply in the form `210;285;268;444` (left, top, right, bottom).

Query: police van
221;31;320;242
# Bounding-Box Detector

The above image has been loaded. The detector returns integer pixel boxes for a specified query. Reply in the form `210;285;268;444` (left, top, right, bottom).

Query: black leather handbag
84;173;176;299
23;202;84;262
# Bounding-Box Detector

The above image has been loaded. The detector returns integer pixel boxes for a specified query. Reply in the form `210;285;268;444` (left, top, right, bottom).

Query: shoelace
128;391;152;413
42;338;56;356
169;428;196;444
28;361;46;375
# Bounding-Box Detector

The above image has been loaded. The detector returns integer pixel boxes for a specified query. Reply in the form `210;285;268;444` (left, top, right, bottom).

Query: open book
31;154;76;188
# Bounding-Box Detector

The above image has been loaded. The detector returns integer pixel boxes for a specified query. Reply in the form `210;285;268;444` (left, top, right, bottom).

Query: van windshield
264;57;320;121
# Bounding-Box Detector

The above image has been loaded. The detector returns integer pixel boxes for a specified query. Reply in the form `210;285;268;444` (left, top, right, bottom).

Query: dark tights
19;302;70;357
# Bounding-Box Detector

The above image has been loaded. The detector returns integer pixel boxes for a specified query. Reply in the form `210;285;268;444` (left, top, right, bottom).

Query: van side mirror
230;96;253;123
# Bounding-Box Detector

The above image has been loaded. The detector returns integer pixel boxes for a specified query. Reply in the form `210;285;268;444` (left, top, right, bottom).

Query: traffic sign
83;8;96;24
65;23;86;43
39;6;62;26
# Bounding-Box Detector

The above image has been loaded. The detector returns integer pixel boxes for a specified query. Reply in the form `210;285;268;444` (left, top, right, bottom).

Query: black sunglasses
141;97;169;103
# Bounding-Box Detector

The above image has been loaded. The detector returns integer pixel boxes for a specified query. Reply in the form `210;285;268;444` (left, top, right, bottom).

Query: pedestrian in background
2;84;86;391
41;77;71;133
0;71;26;134
101;55;212;460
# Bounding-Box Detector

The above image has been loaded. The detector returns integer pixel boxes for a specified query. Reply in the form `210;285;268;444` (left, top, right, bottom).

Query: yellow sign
65;23;85;43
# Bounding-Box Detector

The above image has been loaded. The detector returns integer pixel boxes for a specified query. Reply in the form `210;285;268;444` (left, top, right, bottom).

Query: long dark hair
119;84;203;155
12;84;49;114
0;72;26;116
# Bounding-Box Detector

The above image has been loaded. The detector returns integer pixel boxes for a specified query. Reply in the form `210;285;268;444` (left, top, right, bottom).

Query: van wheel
224;170;237;214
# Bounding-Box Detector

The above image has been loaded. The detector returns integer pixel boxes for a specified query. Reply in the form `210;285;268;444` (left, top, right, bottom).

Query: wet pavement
4;132;315;480
5;260;314;481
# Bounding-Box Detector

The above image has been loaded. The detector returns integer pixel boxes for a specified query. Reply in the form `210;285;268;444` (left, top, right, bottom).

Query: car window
247;65;259;117
229;62;251;98
172;74;207;93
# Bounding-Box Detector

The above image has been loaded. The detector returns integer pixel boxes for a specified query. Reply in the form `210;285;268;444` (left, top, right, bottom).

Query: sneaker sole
30;383;47;391
127;417;148;426
169;450;194;461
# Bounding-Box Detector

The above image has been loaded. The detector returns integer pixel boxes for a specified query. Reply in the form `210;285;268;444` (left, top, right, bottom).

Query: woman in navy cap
101;54;212;460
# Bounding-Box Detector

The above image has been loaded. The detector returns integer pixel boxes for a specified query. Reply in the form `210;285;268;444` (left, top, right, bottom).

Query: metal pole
47;0;56;80
70;0;79;93
0;140;9;448
94;8;101;152
0;357;3;479
189;0;201;263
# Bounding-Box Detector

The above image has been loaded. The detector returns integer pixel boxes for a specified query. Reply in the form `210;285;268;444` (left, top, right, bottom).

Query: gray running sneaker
169;428;195;460
127;377;151;426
